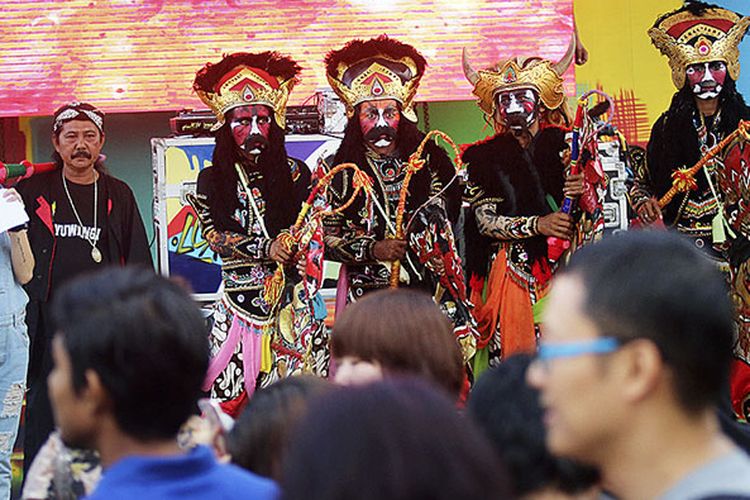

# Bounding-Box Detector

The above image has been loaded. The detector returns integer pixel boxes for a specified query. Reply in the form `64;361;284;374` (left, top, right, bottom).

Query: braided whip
263;162;373;307
390;130;464;288
658;120;750;208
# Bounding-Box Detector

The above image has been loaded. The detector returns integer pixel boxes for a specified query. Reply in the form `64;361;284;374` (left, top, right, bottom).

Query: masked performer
461;39;589;370
628;3;750;419
323;35;476;359
189;52;320;416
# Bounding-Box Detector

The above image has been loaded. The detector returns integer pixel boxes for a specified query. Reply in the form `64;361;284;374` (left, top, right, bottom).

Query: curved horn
553;35;576;76
462;47;480;85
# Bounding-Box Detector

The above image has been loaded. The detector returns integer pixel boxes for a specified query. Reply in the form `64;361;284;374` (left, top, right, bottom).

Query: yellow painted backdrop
575;0;681;146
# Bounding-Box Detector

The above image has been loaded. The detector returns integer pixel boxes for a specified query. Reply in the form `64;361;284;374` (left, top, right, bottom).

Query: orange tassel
671;169;699;192
263;269;285;309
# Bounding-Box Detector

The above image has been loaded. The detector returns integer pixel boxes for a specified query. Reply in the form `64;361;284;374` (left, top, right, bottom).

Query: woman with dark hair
281;379;511;500
469;354;601;499
331;288;464;399
227;376;331;481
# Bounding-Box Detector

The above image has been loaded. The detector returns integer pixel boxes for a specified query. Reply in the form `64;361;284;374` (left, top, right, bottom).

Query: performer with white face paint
323;36;479;368
188;52;325;417
461;39;587;371
630;2;750;423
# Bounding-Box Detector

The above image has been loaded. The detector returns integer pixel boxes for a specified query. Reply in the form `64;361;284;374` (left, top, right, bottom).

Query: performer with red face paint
323;36;478;365
460;38;586;372
629;3;750;422
189;52;324;416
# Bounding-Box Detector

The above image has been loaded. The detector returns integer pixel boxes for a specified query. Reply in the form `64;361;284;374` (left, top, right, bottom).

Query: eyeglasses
533;337;621;370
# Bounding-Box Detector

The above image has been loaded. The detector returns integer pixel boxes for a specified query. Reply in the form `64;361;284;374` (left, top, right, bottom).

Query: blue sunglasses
537;337;621;362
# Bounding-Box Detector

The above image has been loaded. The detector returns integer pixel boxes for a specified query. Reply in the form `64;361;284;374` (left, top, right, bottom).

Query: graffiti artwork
152;135;341;301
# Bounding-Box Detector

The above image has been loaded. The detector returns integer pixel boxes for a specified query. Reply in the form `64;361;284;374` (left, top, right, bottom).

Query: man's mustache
72;150;92;159
505;112;531;130
364;126;397;143
243;134;269;151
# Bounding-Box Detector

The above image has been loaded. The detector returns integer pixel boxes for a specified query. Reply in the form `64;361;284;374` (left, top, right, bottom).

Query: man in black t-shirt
17;101;151;474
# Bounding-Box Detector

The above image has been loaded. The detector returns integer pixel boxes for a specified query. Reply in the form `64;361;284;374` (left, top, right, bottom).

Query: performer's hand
538;213;574;240
563;173;585;197
270;238;294;265
373;239;407;261
637;198;662;225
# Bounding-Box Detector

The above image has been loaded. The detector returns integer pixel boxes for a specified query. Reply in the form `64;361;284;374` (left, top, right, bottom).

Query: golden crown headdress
649;3;750;89
325;35;426;123
193;52;301;131
462;37;575;121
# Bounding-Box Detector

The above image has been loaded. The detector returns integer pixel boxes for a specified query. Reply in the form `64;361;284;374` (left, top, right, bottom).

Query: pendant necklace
62;170;102;263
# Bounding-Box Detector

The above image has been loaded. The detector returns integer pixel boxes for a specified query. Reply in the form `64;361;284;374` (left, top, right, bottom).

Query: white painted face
229;105;272;155
686;61;727;100
359;100;400;155
497;88;538;130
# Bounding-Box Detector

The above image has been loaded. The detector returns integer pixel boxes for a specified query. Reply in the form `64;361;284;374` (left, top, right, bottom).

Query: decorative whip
0;161;56;186
658;120;750;208
263;162;373;307
548;89;613;262
390;130;464;288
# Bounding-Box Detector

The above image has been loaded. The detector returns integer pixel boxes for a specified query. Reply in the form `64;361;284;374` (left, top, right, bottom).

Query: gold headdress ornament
462;37;575;121
648;4;750;89
325;35;427;123
193;52;301;131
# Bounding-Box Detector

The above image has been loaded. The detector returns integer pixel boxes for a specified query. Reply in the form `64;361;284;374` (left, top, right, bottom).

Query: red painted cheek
711;68;727;86
687;69;705;87
232;125;251;147
385;115;400;130
360;117;378;136
521;101;535;114
257;121;271;139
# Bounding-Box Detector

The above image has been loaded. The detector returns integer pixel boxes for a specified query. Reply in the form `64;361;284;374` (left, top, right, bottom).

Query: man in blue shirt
46;267;277;499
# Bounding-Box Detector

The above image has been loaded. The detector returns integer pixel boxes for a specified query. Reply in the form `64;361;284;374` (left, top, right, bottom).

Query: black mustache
243;134;269;151
72;150;92;159
364;126;397;143
506;112;531;130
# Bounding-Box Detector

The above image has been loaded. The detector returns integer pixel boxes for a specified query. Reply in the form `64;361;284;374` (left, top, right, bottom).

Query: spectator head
52;101;105;138
228;375;331;480
331;289;464;397
281;378;511;500
49;267;209;449
527;231;733;464
52;101;106;172
469;354;600;499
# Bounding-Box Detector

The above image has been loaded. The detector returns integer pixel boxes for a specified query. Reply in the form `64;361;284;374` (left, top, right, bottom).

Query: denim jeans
0;310;29;500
